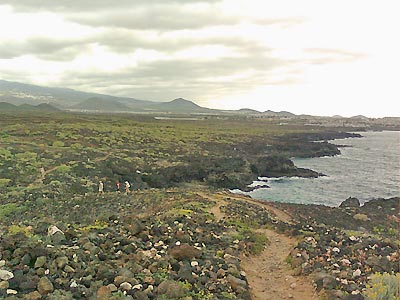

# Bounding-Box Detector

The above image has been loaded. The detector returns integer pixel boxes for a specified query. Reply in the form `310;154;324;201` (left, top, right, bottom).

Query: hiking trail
200;191;319;300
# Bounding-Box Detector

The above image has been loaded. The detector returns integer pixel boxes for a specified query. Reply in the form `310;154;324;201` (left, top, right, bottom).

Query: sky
0;0;399;117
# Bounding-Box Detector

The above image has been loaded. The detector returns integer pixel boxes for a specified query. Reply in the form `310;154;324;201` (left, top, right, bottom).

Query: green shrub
54;164;71;174
364;272;400;300
247;231;269;255
78;220;108;232
0;203;26;218
8;225;33;237
0;178;11;187
52;141;65;147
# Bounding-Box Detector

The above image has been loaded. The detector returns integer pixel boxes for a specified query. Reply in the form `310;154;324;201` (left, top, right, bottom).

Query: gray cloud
1;1;357;106
4;0;222;12
56;53;288;101
0;37;89;61
252;17;307;28
68;6;239;31
4;1;304;32
95;28;270;54
0;26;270;62
304;48;367;64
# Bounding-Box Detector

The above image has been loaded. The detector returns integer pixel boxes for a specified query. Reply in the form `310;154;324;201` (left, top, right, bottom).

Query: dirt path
200;191;318;300
220;191;295;224
199;191;229;222
241;228;319;300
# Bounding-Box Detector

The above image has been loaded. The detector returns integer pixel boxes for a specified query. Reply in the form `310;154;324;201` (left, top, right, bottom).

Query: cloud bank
0;0;398;117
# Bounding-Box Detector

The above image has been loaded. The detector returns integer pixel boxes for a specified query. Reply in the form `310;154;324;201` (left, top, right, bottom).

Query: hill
0;79;298;116
0;102;60;112
262;110;296;117
0;102;19;111
0;79;147;109
157;98;213;113
71;97;132;112
235;108;261;114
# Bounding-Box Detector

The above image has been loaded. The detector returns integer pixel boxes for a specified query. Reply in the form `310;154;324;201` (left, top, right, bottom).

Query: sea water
247;131;400;207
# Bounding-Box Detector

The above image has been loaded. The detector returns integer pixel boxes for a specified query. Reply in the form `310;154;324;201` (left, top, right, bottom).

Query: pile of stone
0;192;253;299
288;222;399;299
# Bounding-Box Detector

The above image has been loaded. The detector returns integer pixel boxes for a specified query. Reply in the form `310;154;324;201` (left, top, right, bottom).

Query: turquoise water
245;131;400;206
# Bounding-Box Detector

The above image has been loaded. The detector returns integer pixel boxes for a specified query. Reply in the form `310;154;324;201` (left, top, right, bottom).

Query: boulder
156;280;186;298
0;270;14;281
24;291;42;300
366;256;391;272
37;277;54;295
353;214;370;221
96;285;112;300
227;274;247;292
34;256;46;269
0;280;9;289
314;272;337;291
133;290;150;300
340;197;360;208
169;244;202;260
120;282;133;291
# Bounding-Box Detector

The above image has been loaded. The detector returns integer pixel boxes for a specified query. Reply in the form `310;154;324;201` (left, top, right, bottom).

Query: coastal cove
240;131;400;207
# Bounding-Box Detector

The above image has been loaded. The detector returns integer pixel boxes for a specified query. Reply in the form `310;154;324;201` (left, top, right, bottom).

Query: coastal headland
0;111;398;299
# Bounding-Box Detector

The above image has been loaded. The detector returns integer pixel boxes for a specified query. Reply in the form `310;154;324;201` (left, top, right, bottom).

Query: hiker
116;181;121;193
98;181;104;194
40;167;45;179
124;181;131;194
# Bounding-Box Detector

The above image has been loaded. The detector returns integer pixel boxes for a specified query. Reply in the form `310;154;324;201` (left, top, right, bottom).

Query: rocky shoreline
231;131;362;193
0;113;397;299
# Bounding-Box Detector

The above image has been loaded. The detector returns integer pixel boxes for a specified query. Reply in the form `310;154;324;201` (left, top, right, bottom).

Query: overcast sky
0;0;398;117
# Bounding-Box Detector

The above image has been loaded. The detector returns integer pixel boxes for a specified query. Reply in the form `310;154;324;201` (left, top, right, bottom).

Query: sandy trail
241;228;318;300
200;191;318;300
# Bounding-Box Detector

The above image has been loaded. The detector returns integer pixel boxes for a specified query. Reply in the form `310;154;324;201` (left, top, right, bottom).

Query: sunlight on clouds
0;55;67;84
0;0;399;116
173;45;238;60
0;6;97;40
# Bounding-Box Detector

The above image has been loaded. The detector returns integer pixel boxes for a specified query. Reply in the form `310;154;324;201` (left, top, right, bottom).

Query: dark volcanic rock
340;197;361;208
252;155;321;178
169;244;202;260
37;276;54;295
156;280;186;298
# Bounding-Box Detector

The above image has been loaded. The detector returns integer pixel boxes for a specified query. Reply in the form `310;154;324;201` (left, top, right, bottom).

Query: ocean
246;131;400;207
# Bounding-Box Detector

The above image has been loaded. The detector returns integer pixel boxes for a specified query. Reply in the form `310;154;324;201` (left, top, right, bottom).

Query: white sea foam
241;131;400;207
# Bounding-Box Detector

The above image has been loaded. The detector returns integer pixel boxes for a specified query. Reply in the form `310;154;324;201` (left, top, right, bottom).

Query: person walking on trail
124;181;131;194
116;181;121;193
40;167;45;179
98;181;104;194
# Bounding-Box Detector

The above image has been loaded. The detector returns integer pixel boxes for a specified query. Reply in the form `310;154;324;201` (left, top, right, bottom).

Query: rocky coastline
1;113;397;299
233;131;361;193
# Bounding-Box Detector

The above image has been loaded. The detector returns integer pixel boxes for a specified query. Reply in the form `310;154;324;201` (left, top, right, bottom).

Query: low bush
364;272;400;300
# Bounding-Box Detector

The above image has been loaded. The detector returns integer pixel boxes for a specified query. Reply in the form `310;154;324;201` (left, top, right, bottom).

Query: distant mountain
350;115;369;120
0;79;298;116
0;79;147;108
36;103;61;111
0;102;60;112
0;102;18;110
71;97;132;112
158;98;213;113
262;110;295;117
236;108;261;114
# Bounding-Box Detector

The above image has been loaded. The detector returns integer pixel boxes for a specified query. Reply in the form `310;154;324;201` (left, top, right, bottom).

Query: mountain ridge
0;101;60;112
0;79;291;116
